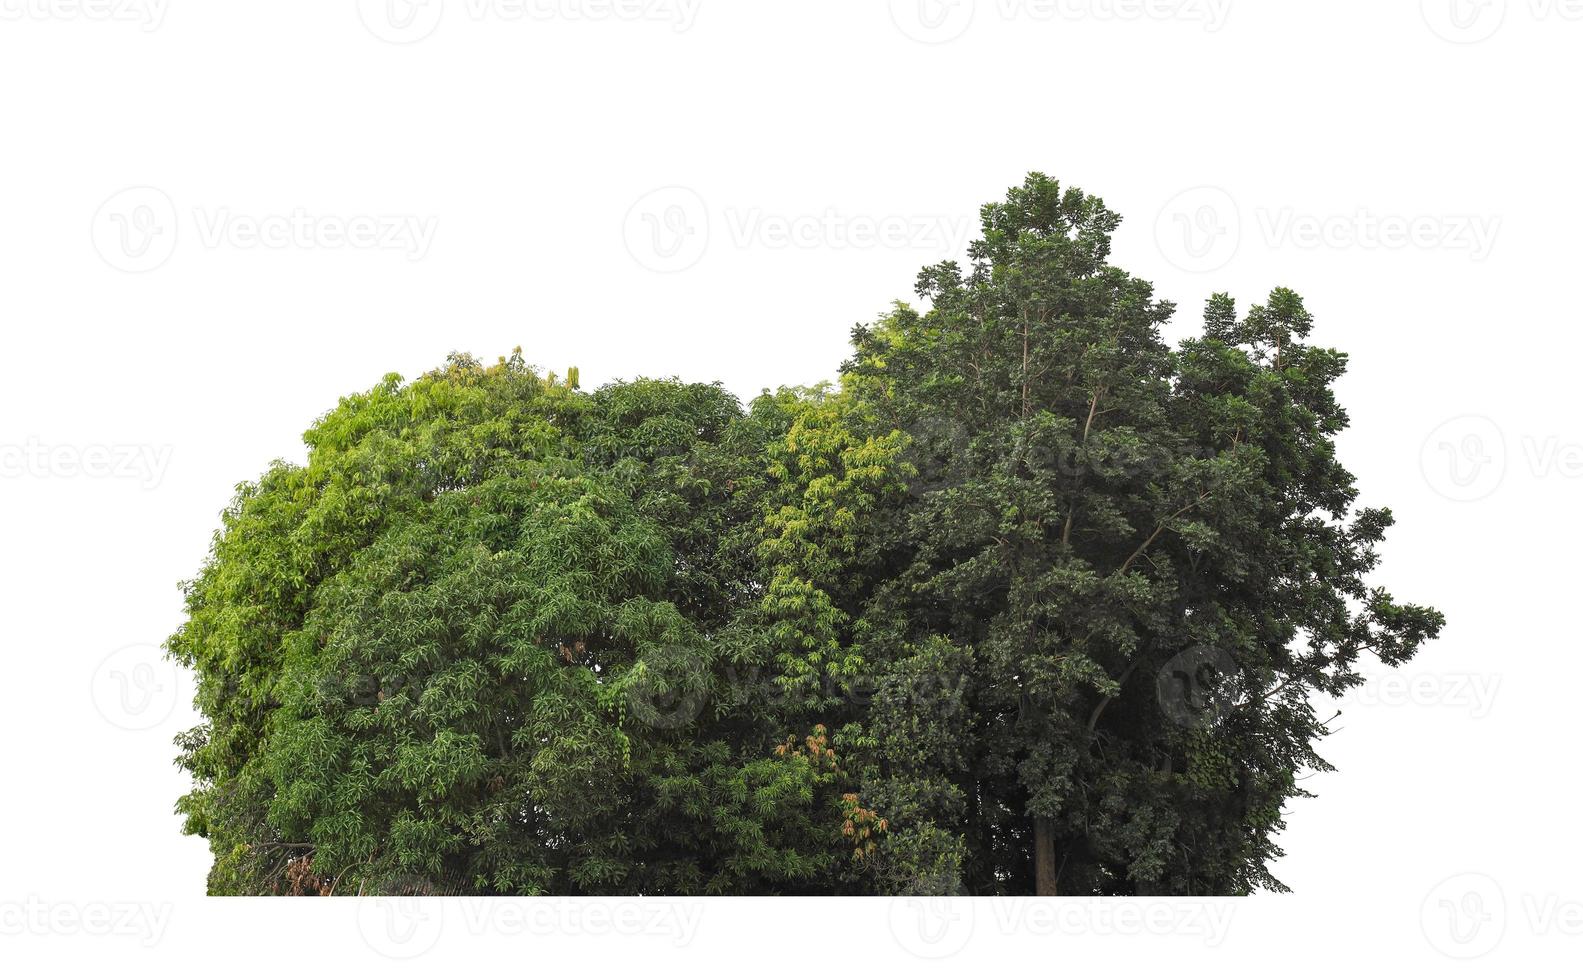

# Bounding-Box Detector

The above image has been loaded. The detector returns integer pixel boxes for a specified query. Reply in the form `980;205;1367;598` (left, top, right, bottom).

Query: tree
170;356;851;894
840;175;1444;893
170;176;1442;896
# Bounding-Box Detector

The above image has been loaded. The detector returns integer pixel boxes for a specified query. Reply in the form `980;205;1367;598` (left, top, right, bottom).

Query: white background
0;0;1574;973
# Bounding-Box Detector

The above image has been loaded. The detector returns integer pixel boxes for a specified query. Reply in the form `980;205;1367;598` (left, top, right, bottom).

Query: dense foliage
170;175;1442;896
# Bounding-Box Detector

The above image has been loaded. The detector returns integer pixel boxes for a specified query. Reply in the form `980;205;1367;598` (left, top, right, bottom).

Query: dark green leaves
171;179;1442;897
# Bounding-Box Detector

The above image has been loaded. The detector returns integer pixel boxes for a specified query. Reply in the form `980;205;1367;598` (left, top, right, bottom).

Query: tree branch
1116;491;1209;578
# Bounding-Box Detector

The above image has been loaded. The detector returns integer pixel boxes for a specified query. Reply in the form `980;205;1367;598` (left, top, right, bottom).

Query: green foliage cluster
170;175;1443;896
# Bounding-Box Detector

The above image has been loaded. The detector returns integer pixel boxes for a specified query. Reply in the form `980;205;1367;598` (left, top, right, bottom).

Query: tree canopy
169;174;1443;896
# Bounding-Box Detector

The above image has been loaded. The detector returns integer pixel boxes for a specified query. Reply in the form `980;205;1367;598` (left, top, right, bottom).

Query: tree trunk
1034;817;1058;896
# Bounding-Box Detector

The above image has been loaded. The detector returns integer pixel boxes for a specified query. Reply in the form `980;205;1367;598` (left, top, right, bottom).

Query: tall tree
842;174;1444;894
